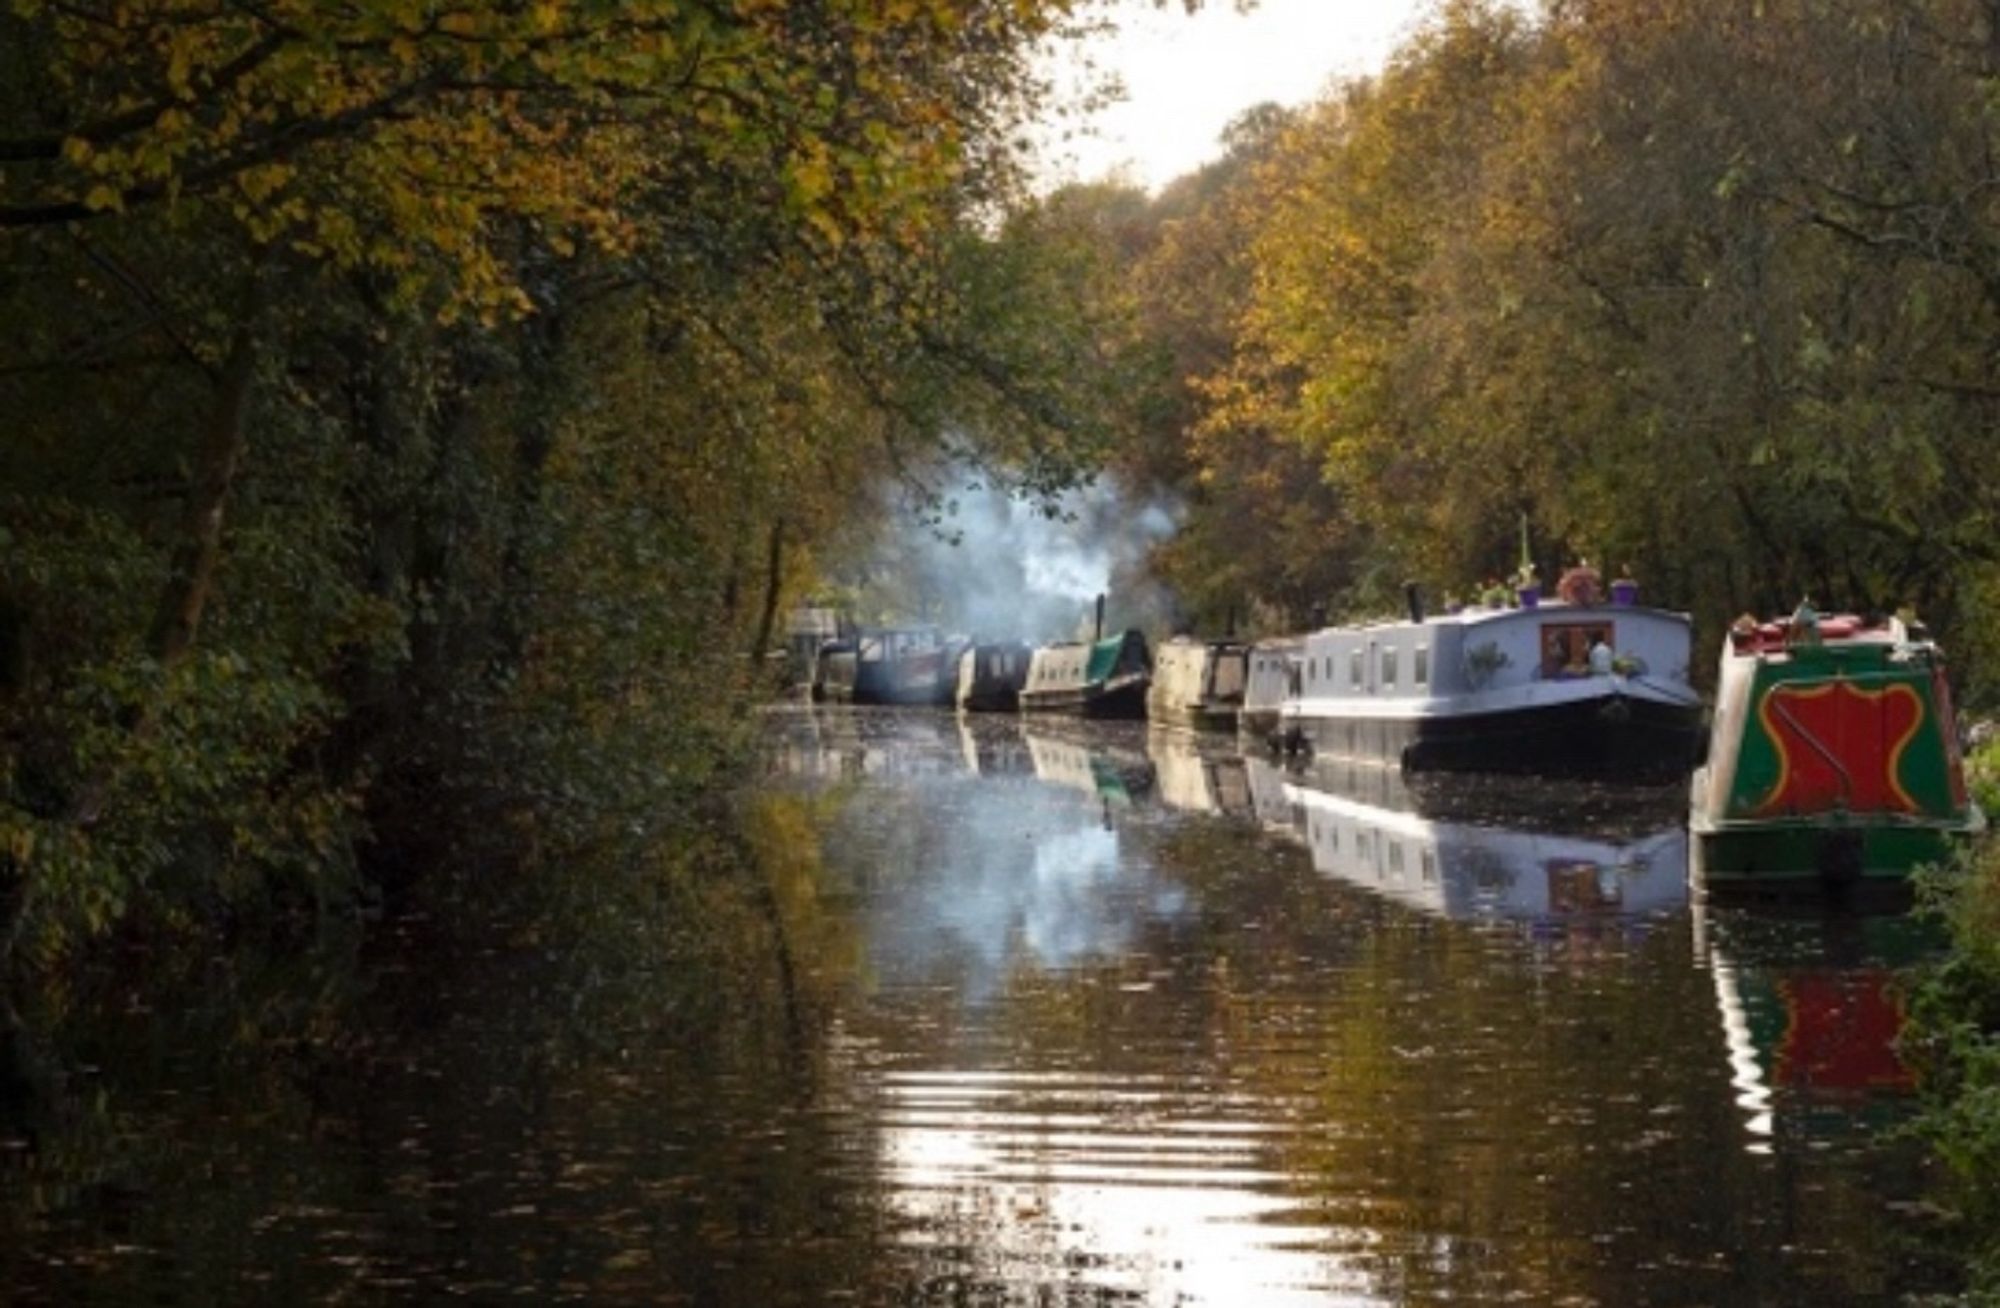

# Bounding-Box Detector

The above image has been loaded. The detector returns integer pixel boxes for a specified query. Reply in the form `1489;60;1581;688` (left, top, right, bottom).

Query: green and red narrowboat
1689;609;1984;889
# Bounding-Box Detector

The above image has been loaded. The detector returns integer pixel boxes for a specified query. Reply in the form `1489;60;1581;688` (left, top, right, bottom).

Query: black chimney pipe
1404;581;1425;624
1094;593;1105;642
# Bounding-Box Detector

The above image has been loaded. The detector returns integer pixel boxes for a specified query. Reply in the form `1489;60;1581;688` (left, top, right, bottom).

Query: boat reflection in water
1145;726;1254;817
1279;757;1689;924
1020;720;1155;811
1694;903;1933;1153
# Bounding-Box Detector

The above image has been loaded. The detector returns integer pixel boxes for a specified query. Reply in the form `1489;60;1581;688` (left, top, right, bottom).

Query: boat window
1414;645;1429;686
1349;649;1363;687
1539;621;1616;679
1381;647;1398;686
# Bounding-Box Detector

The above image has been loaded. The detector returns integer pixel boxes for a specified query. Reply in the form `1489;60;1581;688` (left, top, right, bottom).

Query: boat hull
1018;675;1151;720
1692;818;1975;889
1147;700;1241;732
1290;692;1702;784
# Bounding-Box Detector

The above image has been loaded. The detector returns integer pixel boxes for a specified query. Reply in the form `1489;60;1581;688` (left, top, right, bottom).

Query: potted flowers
1515;561;1541;609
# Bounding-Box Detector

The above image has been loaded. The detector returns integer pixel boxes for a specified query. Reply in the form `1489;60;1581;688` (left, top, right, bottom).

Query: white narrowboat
1279;597;1702;783
1147;636;1250;730
1240;638;1301;740
1019;629;1152;720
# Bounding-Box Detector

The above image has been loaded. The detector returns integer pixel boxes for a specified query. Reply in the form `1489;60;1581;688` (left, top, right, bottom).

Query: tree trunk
147;317;259;664
749;518;786;667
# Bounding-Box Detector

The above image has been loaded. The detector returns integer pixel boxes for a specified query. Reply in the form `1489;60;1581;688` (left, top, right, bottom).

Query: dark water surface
0;706;1963;1304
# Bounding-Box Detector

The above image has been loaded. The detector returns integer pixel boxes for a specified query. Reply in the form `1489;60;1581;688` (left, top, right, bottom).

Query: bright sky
1034;0;1435;193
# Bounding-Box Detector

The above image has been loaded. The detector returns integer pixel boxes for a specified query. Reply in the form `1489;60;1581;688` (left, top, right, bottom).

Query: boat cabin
956;640;1033;712
1149;636;1250;728
1020;629;1152;718
1287;603;1693;710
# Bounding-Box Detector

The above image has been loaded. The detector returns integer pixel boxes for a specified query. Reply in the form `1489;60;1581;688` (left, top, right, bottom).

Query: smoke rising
864;476;1183;642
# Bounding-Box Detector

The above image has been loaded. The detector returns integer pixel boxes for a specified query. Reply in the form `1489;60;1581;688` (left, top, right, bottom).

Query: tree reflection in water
0;707;1967;1304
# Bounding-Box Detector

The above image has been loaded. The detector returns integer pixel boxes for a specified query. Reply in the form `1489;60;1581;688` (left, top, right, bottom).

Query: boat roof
1726;612;1927;658
1304;600;1688;636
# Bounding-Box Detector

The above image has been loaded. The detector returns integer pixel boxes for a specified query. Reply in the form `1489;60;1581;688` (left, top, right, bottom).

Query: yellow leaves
84;183;124;212
60;135;93;166
236;162;294;203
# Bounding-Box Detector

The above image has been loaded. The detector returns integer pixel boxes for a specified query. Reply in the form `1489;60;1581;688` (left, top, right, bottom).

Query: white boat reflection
1242;754;1303;837
1146;727;1254;817
1022;722;1155;809
1281;763;1688;921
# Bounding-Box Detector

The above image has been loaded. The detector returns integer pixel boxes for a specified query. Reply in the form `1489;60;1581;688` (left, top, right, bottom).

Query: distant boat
850;626;964;706
1019;629;1152;720
784;604;846;693
1147;636;1250;731
810;638;858;704
1689;608;1984;889
1240;637;1301;740
956;639;1033;712
1279;593;1702;782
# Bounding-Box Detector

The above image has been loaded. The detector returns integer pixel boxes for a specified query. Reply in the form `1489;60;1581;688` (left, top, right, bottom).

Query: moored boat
1019;628;1152;720
1240;637;1301;741
811;638;859;704
1147;635;1250;731
1688;608;1984;890
1278;594;1703;782
956;639;1033;712
851;626;965;706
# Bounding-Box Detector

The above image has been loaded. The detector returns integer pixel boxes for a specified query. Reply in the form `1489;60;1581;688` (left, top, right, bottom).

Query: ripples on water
0;705;1960;1304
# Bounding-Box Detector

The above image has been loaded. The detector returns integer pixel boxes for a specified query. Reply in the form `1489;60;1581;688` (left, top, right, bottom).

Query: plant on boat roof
1465;640;1510;688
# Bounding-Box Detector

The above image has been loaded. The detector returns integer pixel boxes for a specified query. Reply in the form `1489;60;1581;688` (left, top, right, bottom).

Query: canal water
0;705;1964;1303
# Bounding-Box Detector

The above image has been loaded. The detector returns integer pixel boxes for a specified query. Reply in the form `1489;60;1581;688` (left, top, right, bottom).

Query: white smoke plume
853;475;1183;642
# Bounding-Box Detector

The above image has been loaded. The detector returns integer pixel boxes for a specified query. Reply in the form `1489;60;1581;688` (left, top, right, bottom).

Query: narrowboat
811;638;859;704
1240;638;1301;740
785;604;845;693
1278;595;1703;782
1019;628;1152;720
1147;636;1250;730
1688;608;1984;889
851;626;965;707
956;640;1034;712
